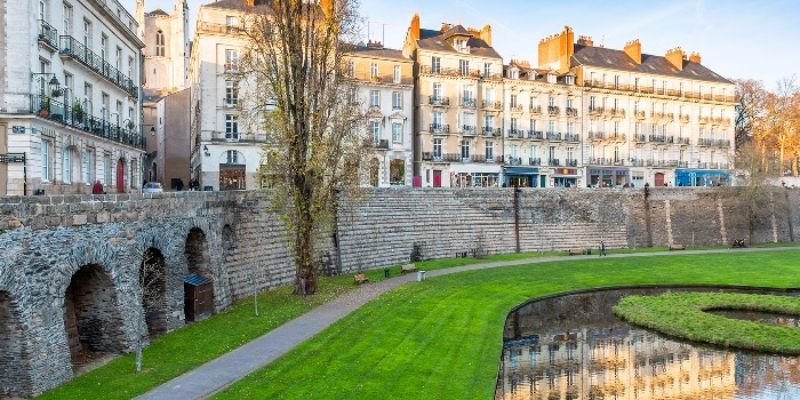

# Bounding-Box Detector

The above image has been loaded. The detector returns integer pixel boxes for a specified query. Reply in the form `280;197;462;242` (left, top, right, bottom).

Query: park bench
401;263;418;274
354;273;369;285
732;239;747;249
567;248;585;256
669;244;687;251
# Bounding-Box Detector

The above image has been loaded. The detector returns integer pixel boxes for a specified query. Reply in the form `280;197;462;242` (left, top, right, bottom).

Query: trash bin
416;270;427;282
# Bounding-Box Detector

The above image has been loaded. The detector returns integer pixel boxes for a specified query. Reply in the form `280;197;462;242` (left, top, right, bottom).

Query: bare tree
132;244;167;372
240;0;364;295
734;79;767;148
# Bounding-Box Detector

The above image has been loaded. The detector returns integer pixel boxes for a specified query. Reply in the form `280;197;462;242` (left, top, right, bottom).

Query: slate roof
417;26;502;59
200;0;271;12
348;47;410;62
146;9;169;17
572;44;731;84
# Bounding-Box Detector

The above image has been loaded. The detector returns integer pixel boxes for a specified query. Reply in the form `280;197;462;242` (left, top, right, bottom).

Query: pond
495;287;800;400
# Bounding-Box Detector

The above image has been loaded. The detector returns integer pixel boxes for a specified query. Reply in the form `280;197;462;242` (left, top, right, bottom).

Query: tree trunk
293;194;318;296
793;156;799;177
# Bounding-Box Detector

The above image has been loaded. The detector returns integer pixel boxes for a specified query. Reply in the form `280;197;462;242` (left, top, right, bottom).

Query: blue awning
503;167;539;175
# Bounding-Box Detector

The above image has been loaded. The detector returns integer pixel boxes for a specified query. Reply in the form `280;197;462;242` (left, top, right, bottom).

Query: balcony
649;135;668;144
530;105;542;114
30;94;144;149
509;104;524;113
461;125;477;136
38;20;58;50
697;138;715;146
675;137;690;145
564;133;580;142
507;129;525;139
610;108;625;118
548;105;560;116
507;157;523;166
633;134;647;143
429;96;450;106
634;110;646;120
58;35;138;97
197;21;246;35
589;132;605;142
716;139;731;147
529;157;542;166
460;98;477;109
364;138;390;149
608;133;626;143
527;130;544;140
629;158;645;167
565;107;578;117
429;124;450;135
546;132;562;141
679;114;690;123
589;158;613;166
444;153;466;162
565;159;578;167
482;100;503;110
548;159;561;167
588;107;604;117
483;127;501;137
699;116;712;124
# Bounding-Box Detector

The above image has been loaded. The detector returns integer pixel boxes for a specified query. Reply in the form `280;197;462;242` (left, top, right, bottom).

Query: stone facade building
345;44;414;187
0;0;146;196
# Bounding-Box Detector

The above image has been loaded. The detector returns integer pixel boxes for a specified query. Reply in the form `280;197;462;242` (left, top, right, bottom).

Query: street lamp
30;73;62;97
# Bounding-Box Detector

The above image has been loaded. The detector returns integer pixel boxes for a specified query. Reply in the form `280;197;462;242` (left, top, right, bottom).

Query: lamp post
30;73;61;98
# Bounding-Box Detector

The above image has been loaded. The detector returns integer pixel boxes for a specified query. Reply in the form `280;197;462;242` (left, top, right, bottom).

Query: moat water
495;288;800;400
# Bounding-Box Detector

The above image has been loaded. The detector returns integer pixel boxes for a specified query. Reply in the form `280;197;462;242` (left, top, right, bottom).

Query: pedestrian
599;240;606;257
92;180;104;195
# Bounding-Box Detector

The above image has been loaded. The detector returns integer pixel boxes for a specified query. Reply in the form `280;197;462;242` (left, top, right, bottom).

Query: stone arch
0;291;32;397
185;227;211;279
184;227;214;321
140;248;167;337
63;264;125;368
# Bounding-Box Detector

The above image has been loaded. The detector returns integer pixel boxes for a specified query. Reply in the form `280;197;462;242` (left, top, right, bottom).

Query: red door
433;170;442;187
116;159;125;193
654;173;665;187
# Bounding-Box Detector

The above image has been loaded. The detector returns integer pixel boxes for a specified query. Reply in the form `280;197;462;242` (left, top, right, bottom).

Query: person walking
599;240;606;257
92;180;104;195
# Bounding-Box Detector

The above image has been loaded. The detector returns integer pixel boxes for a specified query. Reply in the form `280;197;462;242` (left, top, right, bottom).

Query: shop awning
503;167;539;175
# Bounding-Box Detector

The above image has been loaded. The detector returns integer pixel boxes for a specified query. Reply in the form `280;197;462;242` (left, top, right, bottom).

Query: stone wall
0;187;798;396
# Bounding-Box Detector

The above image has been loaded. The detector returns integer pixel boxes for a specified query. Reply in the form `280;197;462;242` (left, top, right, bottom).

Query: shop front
675;169;731;187
503;167;545;188
450;164;502;188
550;167;580;188
587;167;630;188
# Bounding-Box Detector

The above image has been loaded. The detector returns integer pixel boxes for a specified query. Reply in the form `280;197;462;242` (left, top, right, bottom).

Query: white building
0;0;146;195
346;44;414;187
189;0;269;191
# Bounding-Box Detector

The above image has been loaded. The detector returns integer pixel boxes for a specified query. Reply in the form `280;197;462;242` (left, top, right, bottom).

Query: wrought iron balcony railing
59;35;138;97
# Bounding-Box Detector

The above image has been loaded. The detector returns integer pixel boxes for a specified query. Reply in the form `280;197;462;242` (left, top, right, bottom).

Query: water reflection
496;288;800;400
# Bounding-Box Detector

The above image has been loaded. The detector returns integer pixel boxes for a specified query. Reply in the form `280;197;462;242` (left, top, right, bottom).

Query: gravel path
137;246;798;399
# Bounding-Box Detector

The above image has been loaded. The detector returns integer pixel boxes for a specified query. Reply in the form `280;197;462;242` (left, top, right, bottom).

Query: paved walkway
137;246;798;400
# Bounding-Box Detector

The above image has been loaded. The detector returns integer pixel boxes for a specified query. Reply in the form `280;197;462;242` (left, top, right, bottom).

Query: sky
124;0;799;87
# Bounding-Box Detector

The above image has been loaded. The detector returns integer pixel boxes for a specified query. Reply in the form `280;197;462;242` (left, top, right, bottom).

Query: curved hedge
614;292;800;354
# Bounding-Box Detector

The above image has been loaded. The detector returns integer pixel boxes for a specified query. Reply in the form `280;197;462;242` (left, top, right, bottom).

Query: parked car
142;182;164;193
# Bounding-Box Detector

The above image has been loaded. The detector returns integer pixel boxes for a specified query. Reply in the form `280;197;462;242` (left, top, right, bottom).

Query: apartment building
0;0;146;195
502;60;583;187
404;15;505;188
345;43;414;187
189;0;271;191
539;26;735;188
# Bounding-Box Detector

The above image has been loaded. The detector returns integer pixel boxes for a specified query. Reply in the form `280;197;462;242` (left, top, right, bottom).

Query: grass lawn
214;250;800;400
614;292;800;354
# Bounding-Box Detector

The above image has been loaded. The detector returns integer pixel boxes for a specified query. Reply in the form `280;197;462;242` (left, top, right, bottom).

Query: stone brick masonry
0;187;797;396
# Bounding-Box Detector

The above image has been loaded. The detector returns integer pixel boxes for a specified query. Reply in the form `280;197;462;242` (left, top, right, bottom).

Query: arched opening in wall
63;264;125;369
0;291;32;398
140;248;167;338
184;228;214;322
116;158;126;193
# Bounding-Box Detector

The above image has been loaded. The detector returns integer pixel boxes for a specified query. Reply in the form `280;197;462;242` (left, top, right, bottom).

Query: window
484;63;491;78
115;46;122;70
82;149;94;183
62;148;72;184
460;140;470;159
510;95;518;108
226;16;238;29
634;77;640;90
155;30;165;56
485;141;494;160
432;82;442;99
370;63;378;79
548;121;555;134
548;146;556;163
370;90;380;107
370;121;380;143
433;138;442;159
392;91;402;110
40;140;50;182
225;150;241;164
548;97;555;107
566;98;573;110
547;73;556;84
459;60;469;76
83;18;91;48
101;33;108;61
115;101;122;124
39;0;47;21
567;122;574;135
348;87;357;104
83;82;92;115
589;96;596;111
225;114;239;140
530;145;538;159
614;75;620;89
225;80;239;106
63;3;73;35
346;61;354;77
225;49;238;72
103;153;111;185
393;65;401;83
567;147;574;162
431;56;441;73
38;60;50;95
101;93;109;120
485;88;495;103
565;74;575;85
432;111;443;127
392;122;402;143
128;56;134;80
484;114;494;129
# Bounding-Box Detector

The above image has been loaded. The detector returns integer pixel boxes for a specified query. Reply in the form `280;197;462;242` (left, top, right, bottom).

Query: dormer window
565;75;575;86
547;73;556;84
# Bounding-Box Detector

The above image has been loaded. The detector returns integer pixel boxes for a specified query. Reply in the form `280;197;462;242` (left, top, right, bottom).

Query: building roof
146;9;170;17
348;46;410;62
417;26;501;59
200;0;271;12
572;44;731;84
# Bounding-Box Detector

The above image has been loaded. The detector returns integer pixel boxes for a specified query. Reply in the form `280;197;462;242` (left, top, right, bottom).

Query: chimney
440;23;451;33
409;14;420;42
624;39;641;64
689;51;702;64
665;47;685;70
576;35;593;47
480;24;492;46
537;26;574;74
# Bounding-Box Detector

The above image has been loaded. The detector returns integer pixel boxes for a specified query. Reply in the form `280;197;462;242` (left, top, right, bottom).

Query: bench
354;273;369;285
401;263;418;274
567;248;585;256
669;244;687;251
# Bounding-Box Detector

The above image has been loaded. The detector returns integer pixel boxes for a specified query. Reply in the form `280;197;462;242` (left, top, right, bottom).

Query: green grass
614;292;800;354
37;268;392;400
213;250;800;400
